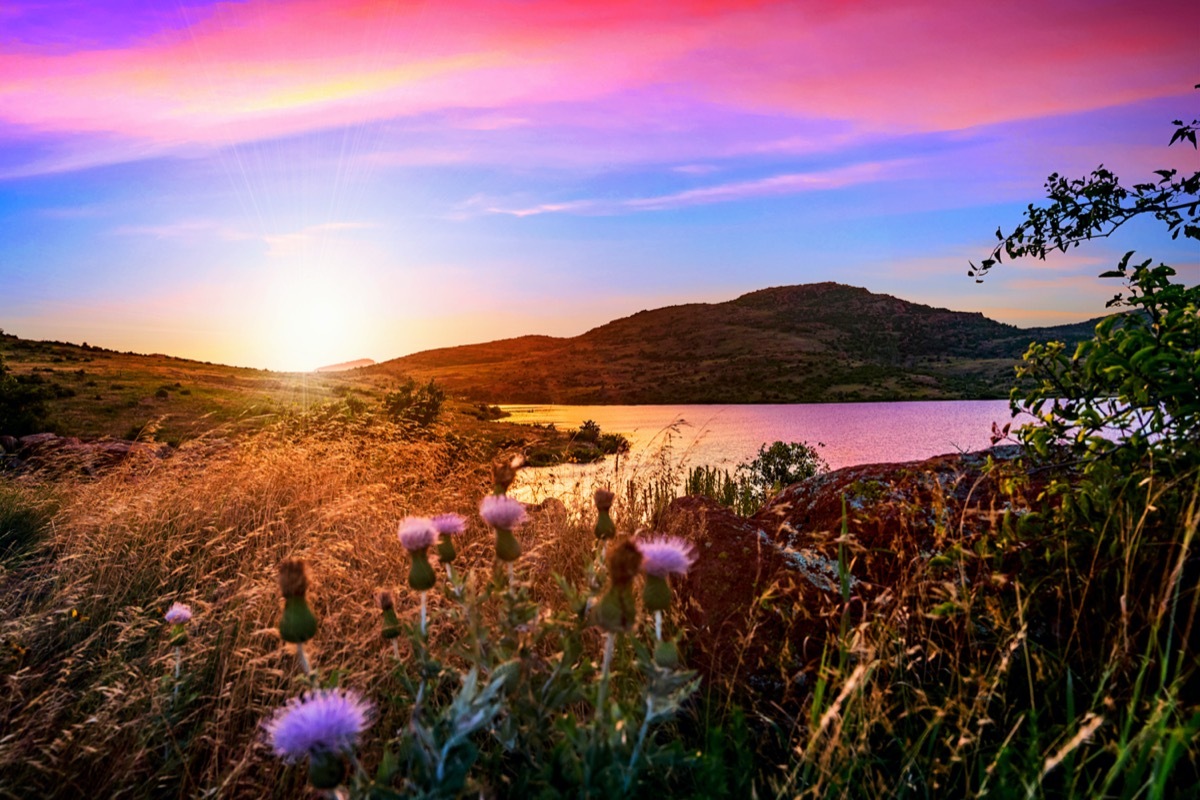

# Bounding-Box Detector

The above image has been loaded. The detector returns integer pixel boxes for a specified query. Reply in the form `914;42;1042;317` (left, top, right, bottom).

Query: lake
501;400;1026;491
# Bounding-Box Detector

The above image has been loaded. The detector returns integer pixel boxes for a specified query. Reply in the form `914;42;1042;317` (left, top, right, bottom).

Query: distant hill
316;358;376;373
366;283;1108;404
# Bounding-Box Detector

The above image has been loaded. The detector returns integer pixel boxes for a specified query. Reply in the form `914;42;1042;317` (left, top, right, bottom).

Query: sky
1;0;1197;371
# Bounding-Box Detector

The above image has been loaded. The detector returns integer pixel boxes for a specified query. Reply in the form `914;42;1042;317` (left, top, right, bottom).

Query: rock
660;495;841;702
0;435;18;454
658;446;1062;706
12;434;171;474
18;433;61;453
753;444;1043;589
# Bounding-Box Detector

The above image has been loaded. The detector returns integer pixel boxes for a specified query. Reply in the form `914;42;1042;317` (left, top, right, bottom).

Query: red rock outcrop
659;445;1061;703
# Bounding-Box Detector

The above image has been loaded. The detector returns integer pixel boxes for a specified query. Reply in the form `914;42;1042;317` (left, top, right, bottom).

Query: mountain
315;358;376;373
365;283;1106;404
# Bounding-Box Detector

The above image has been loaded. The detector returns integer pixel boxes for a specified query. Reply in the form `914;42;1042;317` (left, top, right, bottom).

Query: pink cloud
0;0;1194;159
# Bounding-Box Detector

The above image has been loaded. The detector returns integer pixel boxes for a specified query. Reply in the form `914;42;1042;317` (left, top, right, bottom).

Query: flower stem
392;639;401;661
296;642;311;676
625;696;655;792
172;646;182;706
596;632;615;721
655;610;663;642
507;562;514;586
420;592;428;638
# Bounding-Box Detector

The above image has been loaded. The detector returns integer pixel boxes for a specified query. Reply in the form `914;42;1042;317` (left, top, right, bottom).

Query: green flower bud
593;489;616;540
594;509;616;541
408;548;436;591
169;624;189;647
280;595;318;644
591;539;643;633
436;534;457;564
593;584;637;633
277;559;317;644
643;574;672;612
495;528;522;562
308;750;346;790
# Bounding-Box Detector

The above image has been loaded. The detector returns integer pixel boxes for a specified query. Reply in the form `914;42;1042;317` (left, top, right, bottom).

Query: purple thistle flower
164;602;192;624
264;688;372;762
636;536;697;578
479;495;528;530
398;516;437;551
431;513;466;536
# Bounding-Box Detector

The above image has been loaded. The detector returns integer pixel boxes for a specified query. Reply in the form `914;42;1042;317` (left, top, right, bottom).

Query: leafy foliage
739;440;828;497
975;97;1200;477
1017;255;1199;472
383;378;447;427
0;351;52;436
969;89;1199;283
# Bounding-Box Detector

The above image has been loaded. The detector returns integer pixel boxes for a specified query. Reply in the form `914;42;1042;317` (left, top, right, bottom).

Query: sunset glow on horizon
2;0;1198;371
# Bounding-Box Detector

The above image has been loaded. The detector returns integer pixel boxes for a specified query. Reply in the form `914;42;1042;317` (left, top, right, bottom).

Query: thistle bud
593;488;617;541
409;550;436;591
398;517;438;591
592;539;642;633
431;513;464;564
492;455;523;495
379;591;401;640
278;559;318;644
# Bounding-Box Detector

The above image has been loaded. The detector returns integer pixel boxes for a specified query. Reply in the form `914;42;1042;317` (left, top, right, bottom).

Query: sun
260;273;365;372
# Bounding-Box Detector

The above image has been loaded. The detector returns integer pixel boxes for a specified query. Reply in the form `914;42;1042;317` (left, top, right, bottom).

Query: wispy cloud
262;221;377;258
111;219;249;240
487;161;900;217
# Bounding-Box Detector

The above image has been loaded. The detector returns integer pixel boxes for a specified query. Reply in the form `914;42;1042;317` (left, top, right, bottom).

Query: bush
738;440;827;497
0;353;51;435
383;378;446;427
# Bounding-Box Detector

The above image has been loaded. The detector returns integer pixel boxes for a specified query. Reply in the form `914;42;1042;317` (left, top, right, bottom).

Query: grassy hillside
0;332;562;456
365;283;1106;403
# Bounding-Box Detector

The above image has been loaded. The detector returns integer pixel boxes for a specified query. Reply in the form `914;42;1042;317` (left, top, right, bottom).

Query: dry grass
0;421;506;797
1;417;1196;798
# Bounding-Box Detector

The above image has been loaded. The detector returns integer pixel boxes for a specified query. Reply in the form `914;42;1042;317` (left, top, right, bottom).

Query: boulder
658;446;1061;703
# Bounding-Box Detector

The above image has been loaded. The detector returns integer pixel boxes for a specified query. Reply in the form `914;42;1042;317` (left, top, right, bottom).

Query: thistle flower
636;535;697;613
164;603;192;625
593;488;617;541
637;536;697;579
398;517;437;591
592;539;642;633
165;602;192;647
278;559;318;644
432;513;465;564
264;688;373;789
480;495;528;562
398;517;438;551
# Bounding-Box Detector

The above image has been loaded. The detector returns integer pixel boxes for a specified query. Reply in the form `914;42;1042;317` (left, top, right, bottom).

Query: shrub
0;353;51;435
738;440;827;498
383;378;446;427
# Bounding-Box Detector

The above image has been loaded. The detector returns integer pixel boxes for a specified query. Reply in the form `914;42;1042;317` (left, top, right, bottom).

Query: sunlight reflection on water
501;400;1028;503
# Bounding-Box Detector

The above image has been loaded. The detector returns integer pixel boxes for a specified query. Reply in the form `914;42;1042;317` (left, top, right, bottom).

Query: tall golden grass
1;415;1196;798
